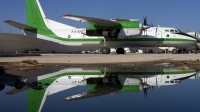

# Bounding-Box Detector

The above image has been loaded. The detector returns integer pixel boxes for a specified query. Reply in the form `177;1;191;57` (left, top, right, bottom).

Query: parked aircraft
2;67;198;112
5;0;197;54
158;32;200;54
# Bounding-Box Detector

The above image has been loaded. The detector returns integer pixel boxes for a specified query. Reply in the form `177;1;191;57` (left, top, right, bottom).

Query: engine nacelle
117;29;142;39
81;28;142;39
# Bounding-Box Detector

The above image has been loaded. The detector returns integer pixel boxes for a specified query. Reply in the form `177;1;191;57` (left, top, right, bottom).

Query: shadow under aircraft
0;66;199;112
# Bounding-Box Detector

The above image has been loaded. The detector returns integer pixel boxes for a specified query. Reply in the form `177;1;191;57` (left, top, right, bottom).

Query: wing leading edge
62;14;120;27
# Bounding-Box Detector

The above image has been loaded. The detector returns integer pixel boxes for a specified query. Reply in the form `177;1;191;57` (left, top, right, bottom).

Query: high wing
62;14;120;26
62;14;147;38
4;20;36;30
63;86;120;101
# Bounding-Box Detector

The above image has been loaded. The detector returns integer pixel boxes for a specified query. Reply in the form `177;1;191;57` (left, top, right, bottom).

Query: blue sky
0;0;200;33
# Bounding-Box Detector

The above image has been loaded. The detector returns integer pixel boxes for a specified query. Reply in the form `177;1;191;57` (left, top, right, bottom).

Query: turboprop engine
81;17;151;39
81;25;143;39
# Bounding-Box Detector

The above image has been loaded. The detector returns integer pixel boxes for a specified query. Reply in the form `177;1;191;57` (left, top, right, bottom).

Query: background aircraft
5;0;197;54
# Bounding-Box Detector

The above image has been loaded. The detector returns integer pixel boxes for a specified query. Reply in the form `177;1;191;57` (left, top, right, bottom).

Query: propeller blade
144;88;147;97
143;16;147;25
151;22;154;27
143;16;150;30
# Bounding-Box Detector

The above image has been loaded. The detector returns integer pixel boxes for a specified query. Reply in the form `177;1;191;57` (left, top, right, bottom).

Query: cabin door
156;28;162;44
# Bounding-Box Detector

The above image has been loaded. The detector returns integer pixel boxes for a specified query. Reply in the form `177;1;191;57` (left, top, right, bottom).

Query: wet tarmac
0;61;200;112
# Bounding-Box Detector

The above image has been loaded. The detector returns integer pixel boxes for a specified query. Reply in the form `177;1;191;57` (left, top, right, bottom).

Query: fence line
0;28;22;34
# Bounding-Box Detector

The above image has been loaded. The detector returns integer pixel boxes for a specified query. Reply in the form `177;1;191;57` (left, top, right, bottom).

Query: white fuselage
26;27;196;48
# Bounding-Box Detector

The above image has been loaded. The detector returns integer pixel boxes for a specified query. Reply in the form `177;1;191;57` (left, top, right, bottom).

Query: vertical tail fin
26;0;75;29
26;0;47;28
28;89;46;112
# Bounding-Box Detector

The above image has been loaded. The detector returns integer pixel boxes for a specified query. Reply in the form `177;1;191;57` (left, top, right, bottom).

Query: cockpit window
175;30;179;33
170;29;182;33
175;80;179;83
170;29;175;33
176;29;182;33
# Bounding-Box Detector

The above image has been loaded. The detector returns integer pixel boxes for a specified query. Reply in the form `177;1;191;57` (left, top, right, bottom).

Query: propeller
143;16;151;30
144;87;147;97
142;16;151;38
151;22;154;27
143;75;151;97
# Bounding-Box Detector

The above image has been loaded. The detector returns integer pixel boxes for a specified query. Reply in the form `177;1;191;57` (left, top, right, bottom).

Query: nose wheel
100;47;110;54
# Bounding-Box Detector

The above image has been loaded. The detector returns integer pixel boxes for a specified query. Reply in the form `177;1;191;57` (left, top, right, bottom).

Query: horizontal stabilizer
62;14;120;26
5;20;36;30
6;87;29;95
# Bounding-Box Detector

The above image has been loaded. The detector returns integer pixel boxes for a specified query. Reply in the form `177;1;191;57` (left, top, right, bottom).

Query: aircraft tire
172;49;177;54
14;80;24;90
100;47;110;54
0;67;5;74
195;50;198;54
0;85;5;91
116;48;125;54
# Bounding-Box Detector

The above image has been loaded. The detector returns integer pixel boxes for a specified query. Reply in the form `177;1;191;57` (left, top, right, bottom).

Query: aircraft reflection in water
0;67;199;112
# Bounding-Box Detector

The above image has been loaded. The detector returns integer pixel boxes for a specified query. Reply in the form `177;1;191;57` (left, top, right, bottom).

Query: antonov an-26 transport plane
5;0;197;54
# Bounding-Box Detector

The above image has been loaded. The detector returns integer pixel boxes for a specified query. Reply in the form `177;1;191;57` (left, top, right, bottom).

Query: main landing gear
100;47;125;54
100;37;111;54
100;47;110;54
116;48;125;54
100;37;125;54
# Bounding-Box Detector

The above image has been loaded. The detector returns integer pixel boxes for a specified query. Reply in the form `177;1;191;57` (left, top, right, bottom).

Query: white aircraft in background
159;31;200;54
5;0;197;54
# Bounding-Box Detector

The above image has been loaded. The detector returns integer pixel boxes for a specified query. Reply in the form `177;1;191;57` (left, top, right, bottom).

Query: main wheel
100;47;110;54
0;67;5;74
14;80;24;90
195;50;199;54
172;49;177;54
0;85;5;91
116;48;125;54
14;83;24;90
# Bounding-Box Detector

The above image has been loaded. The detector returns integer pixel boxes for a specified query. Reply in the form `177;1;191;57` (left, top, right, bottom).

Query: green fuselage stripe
27;29;195;43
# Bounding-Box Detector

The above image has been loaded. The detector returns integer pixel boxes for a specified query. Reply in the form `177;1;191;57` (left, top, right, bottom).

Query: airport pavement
0;53;200;64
